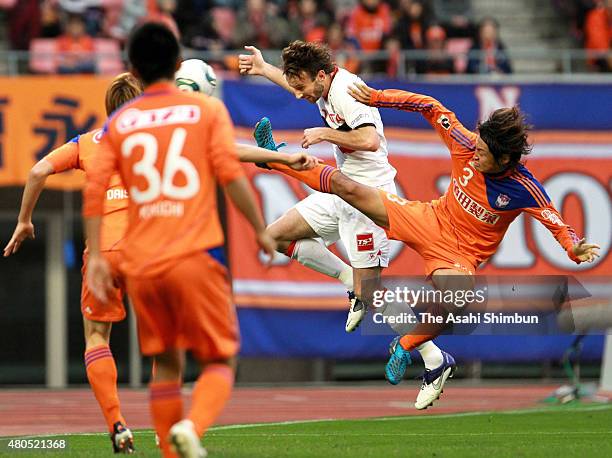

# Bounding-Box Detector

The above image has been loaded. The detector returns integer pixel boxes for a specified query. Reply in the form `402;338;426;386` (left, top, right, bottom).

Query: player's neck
143;78;174;90
322;75;332;99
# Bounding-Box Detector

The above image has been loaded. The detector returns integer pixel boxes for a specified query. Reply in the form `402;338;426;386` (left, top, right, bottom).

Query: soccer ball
175;59;217;96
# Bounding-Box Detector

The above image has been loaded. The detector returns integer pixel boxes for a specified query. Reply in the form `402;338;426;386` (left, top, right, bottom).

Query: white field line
3;403;610;440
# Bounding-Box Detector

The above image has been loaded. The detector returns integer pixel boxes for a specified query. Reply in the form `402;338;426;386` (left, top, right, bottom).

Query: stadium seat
446;38;473;74
94;39;124;75
29;39;59;74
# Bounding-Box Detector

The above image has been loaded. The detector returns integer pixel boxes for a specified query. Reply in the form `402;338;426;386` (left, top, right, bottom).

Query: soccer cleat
253;117;286;168
110;421;134;454
169;419;207;458
385;336;412;385
414;350;456;410
345;291;367;332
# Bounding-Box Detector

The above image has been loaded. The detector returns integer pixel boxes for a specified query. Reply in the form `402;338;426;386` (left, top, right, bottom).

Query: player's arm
301;125;379;152
83;135;118;302
238;46;296;95
523;204;600;263
235;143;319;170
349;82;476;155
3;140;79;257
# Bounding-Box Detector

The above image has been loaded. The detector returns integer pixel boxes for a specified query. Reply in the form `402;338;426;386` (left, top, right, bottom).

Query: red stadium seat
94;39;124;75
29;39;58;74
446;38;473;74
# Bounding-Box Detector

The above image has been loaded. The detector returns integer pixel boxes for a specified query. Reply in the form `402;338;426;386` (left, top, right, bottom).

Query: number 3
459;167;474;186
122;128;200;204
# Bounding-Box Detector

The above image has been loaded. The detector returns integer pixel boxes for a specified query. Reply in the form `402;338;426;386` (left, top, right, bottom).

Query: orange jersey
83;82;244;277
370;89;581;267
44;129;128;252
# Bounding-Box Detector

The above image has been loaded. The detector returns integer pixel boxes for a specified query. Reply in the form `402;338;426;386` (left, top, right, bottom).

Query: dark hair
105;72;143;116
477;107;532;169
282;40;335;80
127;22;179;85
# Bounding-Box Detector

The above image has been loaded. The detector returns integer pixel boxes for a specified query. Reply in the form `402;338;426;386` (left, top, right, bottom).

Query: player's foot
110;421;134;454
169;419;207;458
385;336;412;385
414;350;456;410
345;291;367;332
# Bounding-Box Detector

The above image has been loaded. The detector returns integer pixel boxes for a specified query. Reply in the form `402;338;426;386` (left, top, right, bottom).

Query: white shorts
295;182;396;269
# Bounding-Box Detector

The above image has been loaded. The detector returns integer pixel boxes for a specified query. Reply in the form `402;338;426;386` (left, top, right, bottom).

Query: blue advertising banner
223;79;612;130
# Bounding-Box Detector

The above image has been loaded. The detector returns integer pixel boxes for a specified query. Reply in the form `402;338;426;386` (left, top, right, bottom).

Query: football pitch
2;403;611;457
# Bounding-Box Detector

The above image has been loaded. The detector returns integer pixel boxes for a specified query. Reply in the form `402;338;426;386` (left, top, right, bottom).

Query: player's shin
268;162;337;193
150;381;183;456
289;239;354;290
187;363;234;437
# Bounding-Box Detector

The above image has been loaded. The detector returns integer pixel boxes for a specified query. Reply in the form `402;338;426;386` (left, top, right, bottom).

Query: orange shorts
81;250;126;322
126;250;239;361
379;190;476;277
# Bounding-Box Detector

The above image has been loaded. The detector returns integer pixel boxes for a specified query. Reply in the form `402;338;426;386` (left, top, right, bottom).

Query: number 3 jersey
370;88;581;267
83;82;245;277
317;67;396;187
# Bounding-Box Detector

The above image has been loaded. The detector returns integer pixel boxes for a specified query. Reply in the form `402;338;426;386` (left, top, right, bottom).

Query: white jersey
316;67;396;187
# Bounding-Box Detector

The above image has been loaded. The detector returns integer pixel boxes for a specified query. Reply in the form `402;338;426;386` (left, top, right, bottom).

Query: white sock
416;341;444;370
292;239;354;290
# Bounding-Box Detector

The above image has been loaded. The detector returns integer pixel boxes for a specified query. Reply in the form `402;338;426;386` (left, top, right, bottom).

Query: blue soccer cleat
414;350;456;410
385;336;412;385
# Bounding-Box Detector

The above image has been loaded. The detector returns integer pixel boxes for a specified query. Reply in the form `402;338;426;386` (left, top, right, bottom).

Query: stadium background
0;0;610;430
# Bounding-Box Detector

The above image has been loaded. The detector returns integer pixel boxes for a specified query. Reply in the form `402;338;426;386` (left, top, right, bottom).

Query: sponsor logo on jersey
453;179;500;225
356;233;374;251
541;209;564;226
437;114;451;130
106;188;129;200
321;108;345;126
116;105;201;133
495;193;511;208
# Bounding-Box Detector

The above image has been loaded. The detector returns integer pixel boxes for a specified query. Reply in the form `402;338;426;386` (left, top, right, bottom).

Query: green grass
2;404;612;457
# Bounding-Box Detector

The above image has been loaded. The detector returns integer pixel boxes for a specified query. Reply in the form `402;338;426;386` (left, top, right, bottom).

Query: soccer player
83;23;276;458
239;41;397;332
257;82;600;410
3;72;143;453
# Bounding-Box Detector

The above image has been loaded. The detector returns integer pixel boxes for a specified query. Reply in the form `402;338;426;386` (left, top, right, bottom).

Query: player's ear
500;154;511;166
317;69;326;81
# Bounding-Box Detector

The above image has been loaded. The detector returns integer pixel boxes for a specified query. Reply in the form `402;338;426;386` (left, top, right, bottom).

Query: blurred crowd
555;0;612;72
1;0;609;75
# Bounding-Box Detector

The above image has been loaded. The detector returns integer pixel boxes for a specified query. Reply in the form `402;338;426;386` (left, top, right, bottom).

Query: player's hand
3;221;35;257
256;231;277;265
302;127;329;149
348;82;375;105
572;238;601;263
239;46;267;76
286;153;322;170
86;255;114;303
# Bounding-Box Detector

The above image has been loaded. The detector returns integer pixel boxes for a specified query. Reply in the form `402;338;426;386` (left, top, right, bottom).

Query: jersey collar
143;81;178;96
323;66;340;101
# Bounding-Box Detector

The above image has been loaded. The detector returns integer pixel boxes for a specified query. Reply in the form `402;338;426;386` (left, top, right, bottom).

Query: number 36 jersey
83;82;244;277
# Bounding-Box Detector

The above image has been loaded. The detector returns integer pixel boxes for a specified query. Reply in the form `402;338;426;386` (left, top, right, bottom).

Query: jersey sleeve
369;89;477;158
523;204;581;264
43;136;80;173
207;99;245;186
82;132;118;218
335;76;377;129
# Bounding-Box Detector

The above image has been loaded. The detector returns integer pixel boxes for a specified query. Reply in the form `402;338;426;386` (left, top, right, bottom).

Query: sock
188;364;234;437
84;345;125;432
291;239;354;290
150;381;183;457
415;341;444;369
269;162;337;193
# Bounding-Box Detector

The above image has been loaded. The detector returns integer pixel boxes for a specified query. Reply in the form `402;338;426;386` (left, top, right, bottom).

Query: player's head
475;107;532;173
105;72;143;116
282;40;335;103
127;22;180;86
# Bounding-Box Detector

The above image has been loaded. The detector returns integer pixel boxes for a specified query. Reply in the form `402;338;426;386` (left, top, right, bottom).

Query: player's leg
81;251;133;453
266;206;354;290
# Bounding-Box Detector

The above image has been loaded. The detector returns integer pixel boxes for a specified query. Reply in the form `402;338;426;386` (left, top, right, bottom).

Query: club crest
495;193;511;208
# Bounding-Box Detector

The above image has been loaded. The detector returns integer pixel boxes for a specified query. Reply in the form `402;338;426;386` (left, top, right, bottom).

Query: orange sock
150;381;183;457
399;333;437;351
188;364;234;437
84;345;125;432
269;163;337;193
